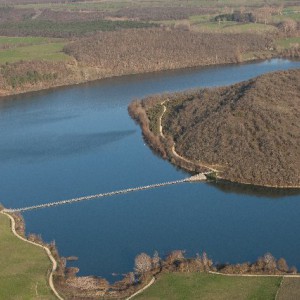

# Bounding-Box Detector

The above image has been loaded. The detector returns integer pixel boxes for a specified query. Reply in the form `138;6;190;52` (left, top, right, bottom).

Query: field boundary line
209;270;300;278
275;275;285;300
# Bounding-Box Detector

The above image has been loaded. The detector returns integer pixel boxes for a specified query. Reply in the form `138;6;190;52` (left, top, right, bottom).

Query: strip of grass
15;0;289;11
15;1;130;11
276;37;300;49
0;213;55;299
135;273;281;300
0;36;50;46
0;42;70;64
0;19;157;38
192;21;277;34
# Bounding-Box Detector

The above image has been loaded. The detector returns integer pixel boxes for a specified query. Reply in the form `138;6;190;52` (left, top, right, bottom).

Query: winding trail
126;271;300;299
159;101;167;139
158;101;218;173
0;210;63;300
126;277;156;300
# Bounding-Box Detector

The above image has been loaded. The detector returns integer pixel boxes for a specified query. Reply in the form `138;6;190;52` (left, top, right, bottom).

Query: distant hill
130;69;300;188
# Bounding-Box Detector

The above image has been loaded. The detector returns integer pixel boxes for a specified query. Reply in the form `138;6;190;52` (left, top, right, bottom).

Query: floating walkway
3;174;206;213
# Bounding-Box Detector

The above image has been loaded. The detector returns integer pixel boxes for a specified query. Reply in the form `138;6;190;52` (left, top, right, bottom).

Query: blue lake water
0;59;300;281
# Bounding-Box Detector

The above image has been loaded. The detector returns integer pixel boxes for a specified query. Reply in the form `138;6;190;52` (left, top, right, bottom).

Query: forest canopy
130;69;300;188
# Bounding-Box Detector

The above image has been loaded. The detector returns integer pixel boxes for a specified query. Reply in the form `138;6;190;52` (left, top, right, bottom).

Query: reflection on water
0;130;135;163
208;181;300;199
0;59;300;281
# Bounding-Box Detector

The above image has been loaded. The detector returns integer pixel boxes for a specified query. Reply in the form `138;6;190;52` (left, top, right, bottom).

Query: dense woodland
64;28;273;73
130;69;300;188
0;0;299;95
0;61;73;93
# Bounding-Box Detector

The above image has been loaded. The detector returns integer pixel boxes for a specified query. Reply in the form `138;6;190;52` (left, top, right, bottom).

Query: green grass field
276;37;300;49
15;1;130;11
0;36;51;46
14;0;294;11
135;273;282;300
0;42;69;64
0;19;156;38
0;213;55;299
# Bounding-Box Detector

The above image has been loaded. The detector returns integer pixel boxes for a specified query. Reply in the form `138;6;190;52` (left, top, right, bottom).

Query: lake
1;59;300;281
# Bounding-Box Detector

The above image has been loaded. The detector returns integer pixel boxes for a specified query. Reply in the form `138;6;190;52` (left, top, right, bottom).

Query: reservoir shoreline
0;56;294;101
1;58;300;283
129;69;300;189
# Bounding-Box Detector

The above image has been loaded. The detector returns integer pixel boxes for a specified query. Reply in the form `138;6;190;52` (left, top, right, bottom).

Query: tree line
64;28;274;74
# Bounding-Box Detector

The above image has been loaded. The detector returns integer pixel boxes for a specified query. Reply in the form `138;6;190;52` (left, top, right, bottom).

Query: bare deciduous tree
278;19;297;36
152;250;161;269
166;250;185;265
253;6;272;24
263;253;277;272
277;258;289;272
134;253;152;275
202;252;213;270
289;266;298;274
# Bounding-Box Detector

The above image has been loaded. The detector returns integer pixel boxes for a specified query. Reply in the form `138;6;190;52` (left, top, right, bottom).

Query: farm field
0;41;69;64
277;277;300;300
0;213;55;299
135;273;282;300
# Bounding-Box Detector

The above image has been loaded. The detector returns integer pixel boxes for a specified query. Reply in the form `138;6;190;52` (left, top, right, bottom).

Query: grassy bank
0;213;55;299
0;42;69;64
135;273;282;300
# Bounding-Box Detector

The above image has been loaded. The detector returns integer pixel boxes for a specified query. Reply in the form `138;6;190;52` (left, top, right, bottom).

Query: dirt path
32;9;43;20
125;271;300;299
208;270;300;278
158;101;218;173
0;211;63;300
208;271;300;300
126;277;155;300
159;104;166;139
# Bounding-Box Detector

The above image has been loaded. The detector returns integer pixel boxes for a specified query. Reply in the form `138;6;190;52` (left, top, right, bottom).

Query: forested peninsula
129;69;300;188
